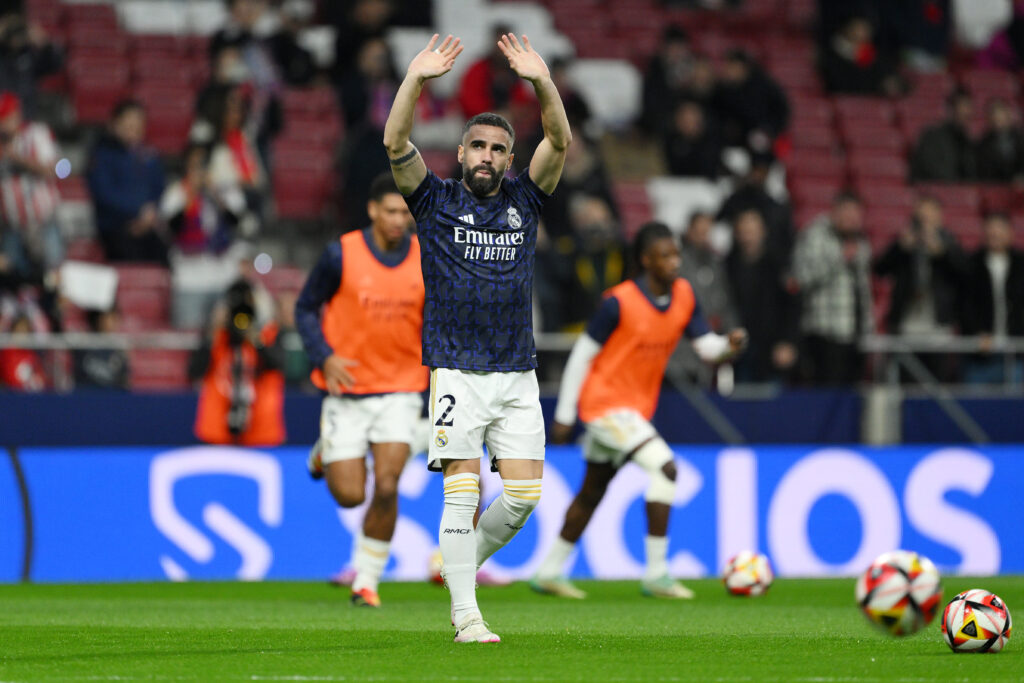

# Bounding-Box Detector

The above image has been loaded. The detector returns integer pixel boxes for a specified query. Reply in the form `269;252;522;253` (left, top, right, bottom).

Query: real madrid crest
507;206;522;229
435;429;449;448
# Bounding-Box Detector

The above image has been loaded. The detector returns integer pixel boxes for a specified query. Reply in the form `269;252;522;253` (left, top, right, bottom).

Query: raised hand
407;34;463;81
497;33;550;83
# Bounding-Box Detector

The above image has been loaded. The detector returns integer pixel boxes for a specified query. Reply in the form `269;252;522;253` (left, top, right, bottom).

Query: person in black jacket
961;212;1024;384
712;49;789;150
910;88;976;182
874;195;969;381
975;98;1024;183
717;150;794;261
725;208;799;383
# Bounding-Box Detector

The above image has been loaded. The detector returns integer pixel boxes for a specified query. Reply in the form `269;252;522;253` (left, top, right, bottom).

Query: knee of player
634;439;677;505
331;485;366;508
373;475;400;502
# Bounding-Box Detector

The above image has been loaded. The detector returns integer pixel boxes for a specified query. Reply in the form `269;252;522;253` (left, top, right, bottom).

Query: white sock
475;479;542;568
440;473;480;625
535;536;576;580
644;535;669;582
352;534;390;593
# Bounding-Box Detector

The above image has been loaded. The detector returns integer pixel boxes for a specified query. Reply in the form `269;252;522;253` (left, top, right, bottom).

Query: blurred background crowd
1;0;1024;395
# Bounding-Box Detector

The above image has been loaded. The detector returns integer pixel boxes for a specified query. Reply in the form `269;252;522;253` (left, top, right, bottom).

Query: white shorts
427;368;545;472
319;392;424;464
583;409;659;468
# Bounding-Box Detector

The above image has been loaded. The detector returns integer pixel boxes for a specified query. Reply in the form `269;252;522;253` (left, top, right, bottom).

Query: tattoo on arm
389;146;419;167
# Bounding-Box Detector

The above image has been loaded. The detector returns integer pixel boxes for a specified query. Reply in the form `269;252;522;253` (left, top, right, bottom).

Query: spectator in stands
190;278;285;446
976;1;1024;71
87;100;168;264
976;97;1024;183
550;56;591;133
680;212;737;332
664;100;722;180
536;130;618;242
640;25;694;137
873;196;967;381
725;208;799;384
329;0;395;79
820;15;904;96
0;12;63;118
712;49;790;151
717;149;794;260
672;211;737;386
338;37;402;130
268;0;317;86
457;24;538;134
0;311;46;391
73;308;129;390
0;91;62;272
791;191;874;385
207;86;267;220
208;0;288;169
960;212;1024;384
160;143;250;329
910;88;976;182
537;194;625;332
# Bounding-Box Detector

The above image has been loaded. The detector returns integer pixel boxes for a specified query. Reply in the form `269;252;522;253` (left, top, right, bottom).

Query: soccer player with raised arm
531;222;747;600
294;174;427;608
383;32;571;643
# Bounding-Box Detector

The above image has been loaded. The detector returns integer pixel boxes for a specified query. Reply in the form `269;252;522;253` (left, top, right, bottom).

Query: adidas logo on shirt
458;214;475;225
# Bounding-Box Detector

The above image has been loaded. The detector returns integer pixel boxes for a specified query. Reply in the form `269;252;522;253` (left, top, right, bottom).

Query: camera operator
190;278;285;446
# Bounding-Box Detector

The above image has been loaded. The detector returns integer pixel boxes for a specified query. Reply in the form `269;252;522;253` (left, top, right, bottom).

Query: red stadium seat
856;181;916;210
789;124;838;152
789;176;844;207
273;169;332;219
848;152;907;180
834;97;896;126
961;69;1019;101
840;124;906;153
912;183;980;210
788;149;846;181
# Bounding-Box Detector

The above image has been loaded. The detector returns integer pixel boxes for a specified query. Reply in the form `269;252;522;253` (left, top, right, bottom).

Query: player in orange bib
295;174;428;608
531;221;746;599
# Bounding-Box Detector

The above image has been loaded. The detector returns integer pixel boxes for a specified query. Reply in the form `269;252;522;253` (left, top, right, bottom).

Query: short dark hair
832;189;862;206
462;112;515;146
633;221;674;270
111;98;144;121
984;210;1012;225
947;87;972;109
368;173;401;202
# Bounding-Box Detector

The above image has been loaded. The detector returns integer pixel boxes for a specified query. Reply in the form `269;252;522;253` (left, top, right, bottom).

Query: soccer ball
942;589;1012;653
722;551;774;596
855;550;942;636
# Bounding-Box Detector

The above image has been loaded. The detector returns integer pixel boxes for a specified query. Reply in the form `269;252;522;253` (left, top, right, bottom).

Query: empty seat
834;97;895;125
912;183;980;210
848;152;907;180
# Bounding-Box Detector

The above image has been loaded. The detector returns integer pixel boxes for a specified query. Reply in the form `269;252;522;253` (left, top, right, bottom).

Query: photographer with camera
190;278;285;446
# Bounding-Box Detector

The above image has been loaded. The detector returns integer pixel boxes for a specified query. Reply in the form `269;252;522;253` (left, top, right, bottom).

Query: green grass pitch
0;577;1020;682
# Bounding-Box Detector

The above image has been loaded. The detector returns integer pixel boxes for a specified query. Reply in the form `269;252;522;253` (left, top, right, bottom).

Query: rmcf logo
149;447;282;580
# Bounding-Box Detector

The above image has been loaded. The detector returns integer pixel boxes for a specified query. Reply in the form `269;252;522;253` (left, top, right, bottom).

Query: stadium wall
3;390;1024;445
0;444;1019;582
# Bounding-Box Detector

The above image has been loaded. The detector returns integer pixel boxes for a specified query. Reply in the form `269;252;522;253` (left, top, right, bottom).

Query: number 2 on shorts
435;394;455;427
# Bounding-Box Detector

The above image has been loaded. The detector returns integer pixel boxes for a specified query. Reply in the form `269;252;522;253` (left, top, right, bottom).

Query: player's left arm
497;34;571;194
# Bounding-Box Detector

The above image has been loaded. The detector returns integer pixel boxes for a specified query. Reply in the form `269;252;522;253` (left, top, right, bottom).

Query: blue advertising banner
1;445;1020;583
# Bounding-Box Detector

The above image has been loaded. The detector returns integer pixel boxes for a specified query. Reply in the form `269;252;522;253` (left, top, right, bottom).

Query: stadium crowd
1;0;1024;392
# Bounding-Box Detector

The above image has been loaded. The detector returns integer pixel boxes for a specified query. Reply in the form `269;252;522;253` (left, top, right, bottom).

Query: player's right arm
383;34;463;194
551;296;620;442
294;242;358;394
